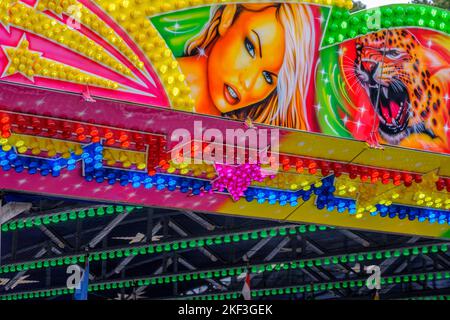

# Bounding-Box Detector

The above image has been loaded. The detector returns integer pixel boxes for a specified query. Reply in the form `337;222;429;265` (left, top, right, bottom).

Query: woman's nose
239;68;258;90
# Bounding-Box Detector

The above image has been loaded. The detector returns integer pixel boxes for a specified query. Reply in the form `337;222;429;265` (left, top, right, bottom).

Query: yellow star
1;35;42;82
0;0;14;33
1;35;118;89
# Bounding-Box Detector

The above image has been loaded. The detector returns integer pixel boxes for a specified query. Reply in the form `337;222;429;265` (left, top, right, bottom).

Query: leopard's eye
385;49;401;59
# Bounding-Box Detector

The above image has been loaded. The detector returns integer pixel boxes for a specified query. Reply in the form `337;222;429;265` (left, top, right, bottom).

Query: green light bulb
69;211;77;220
106;206;114;214
87;208;96;217
78;210;86;219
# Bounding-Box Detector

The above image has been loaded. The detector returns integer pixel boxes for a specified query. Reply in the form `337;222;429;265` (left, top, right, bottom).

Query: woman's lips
223;83;240;105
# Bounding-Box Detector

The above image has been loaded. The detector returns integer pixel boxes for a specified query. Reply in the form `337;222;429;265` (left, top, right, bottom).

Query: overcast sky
360;0;411;8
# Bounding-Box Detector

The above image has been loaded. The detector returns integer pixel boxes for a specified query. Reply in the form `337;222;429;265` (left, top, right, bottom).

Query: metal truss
0;192;449;300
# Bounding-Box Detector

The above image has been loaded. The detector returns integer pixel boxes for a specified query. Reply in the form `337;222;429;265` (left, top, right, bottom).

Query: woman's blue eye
245;38;255;58
263;71;273;85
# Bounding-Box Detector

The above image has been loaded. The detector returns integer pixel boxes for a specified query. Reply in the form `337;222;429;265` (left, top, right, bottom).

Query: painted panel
151;3;450;154
0;1;449;237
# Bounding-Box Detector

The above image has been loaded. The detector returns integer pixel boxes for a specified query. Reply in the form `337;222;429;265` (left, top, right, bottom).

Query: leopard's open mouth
367;82;410;135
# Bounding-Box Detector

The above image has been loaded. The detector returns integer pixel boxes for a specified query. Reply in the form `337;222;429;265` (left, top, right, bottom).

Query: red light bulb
414;175;422;183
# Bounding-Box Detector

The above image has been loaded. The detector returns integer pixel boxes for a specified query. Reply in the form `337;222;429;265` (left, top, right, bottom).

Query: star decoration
342;115;349;125
359;105;367;114
1;35;43;82
1;35;119;89
355;119;363;133
35;98;46;106
0;0;14;33
210;163;275;201
197;47;207;58
317;14;325;25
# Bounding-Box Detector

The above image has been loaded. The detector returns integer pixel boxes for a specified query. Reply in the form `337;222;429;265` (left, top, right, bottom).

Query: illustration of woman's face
207;7;285;113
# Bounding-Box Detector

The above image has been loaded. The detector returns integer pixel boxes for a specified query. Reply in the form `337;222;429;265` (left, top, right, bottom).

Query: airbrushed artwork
340;29;450;153
152;3;450;154
176;3;320;130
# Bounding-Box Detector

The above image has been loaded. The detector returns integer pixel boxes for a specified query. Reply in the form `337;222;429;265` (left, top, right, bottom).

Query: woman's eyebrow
251;29;262;58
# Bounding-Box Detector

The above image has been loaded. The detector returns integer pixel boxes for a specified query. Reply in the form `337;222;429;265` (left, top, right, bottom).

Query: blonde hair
185;4;316;130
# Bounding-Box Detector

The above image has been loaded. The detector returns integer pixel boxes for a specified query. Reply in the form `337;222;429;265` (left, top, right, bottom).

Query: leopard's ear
421;50;450;84
423;50;448;72
419;34;450;75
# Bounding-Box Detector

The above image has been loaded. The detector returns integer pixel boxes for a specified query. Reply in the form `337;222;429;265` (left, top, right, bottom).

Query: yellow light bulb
167;166;176;173
17;146;27;153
